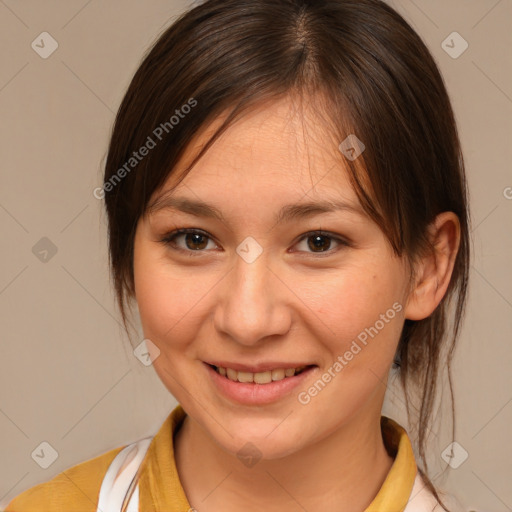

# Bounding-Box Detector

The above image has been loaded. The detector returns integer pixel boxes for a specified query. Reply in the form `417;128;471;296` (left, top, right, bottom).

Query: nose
213;249;292;347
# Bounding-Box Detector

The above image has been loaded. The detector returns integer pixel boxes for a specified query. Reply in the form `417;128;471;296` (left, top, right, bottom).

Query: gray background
0;0;511;510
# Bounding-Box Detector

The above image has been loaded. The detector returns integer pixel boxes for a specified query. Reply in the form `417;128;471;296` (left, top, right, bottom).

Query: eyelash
159;228;350;257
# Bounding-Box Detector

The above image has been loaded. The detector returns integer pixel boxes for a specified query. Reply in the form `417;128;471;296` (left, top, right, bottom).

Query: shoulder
4;444;126;512
405;473;464;512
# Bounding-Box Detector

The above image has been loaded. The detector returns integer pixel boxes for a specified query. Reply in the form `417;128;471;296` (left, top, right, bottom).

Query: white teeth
215;365;308;383
255;371;272;384
237;371;254;383
271;368;285;381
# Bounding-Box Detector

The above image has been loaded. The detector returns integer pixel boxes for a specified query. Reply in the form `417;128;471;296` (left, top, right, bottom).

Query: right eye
160;228;219;254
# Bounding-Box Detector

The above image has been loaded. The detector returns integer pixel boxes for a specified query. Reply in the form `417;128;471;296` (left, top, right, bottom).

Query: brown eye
307;234;333;252
160;228;349;257
294;231;349;255
161;229;216;253
182;232;209;250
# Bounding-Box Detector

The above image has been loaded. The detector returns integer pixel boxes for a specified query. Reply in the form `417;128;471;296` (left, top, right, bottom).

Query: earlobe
404;212;461;321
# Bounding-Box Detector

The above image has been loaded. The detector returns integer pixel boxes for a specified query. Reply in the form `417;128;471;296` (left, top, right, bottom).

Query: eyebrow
147;195;365;225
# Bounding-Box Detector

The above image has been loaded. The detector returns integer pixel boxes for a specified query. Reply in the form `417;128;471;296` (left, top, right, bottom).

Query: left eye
160;229;348;255
293;231;348;254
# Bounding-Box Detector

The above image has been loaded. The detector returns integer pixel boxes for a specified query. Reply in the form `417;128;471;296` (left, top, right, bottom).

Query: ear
404;211;461;321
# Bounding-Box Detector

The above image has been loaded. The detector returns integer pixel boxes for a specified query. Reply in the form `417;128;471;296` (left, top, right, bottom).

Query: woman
5;0;469;510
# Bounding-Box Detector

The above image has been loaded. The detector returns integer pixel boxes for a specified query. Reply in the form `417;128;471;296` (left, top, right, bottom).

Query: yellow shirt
5;404;417;511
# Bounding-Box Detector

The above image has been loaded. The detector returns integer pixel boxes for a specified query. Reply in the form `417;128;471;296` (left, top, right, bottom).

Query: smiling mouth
207;363;315;384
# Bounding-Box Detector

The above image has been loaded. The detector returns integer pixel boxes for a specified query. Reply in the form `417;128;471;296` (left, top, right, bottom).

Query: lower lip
204;363;317;405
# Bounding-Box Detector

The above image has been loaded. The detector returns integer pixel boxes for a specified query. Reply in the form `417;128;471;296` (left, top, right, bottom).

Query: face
133;96;412;460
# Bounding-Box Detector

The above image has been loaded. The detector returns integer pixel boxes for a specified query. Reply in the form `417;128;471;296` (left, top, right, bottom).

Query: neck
174;403;394;512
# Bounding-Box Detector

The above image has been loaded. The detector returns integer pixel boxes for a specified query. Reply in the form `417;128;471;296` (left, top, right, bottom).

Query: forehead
149;96;362;215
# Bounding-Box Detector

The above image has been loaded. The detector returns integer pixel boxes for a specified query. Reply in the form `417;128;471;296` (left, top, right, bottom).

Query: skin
133;95;461;512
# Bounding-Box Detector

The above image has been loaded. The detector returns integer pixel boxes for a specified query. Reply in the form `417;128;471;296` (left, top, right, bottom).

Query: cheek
297;268;405;415
133;259;206;397
311;260;405;367
133;244;200;348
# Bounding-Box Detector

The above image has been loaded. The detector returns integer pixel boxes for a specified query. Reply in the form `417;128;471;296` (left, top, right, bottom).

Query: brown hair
102;0;470;506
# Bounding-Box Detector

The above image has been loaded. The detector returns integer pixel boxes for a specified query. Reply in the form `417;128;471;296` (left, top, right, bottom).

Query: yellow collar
139;404;417;511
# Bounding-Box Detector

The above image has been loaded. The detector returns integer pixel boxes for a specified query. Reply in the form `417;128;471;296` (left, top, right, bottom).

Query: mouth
203;362;320;406
206;363;316;384
204;362;318;405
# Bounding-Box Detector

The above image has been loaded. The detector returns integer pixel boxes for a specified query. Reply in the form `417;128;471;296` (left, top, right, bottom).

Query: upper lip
205;361;316;373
